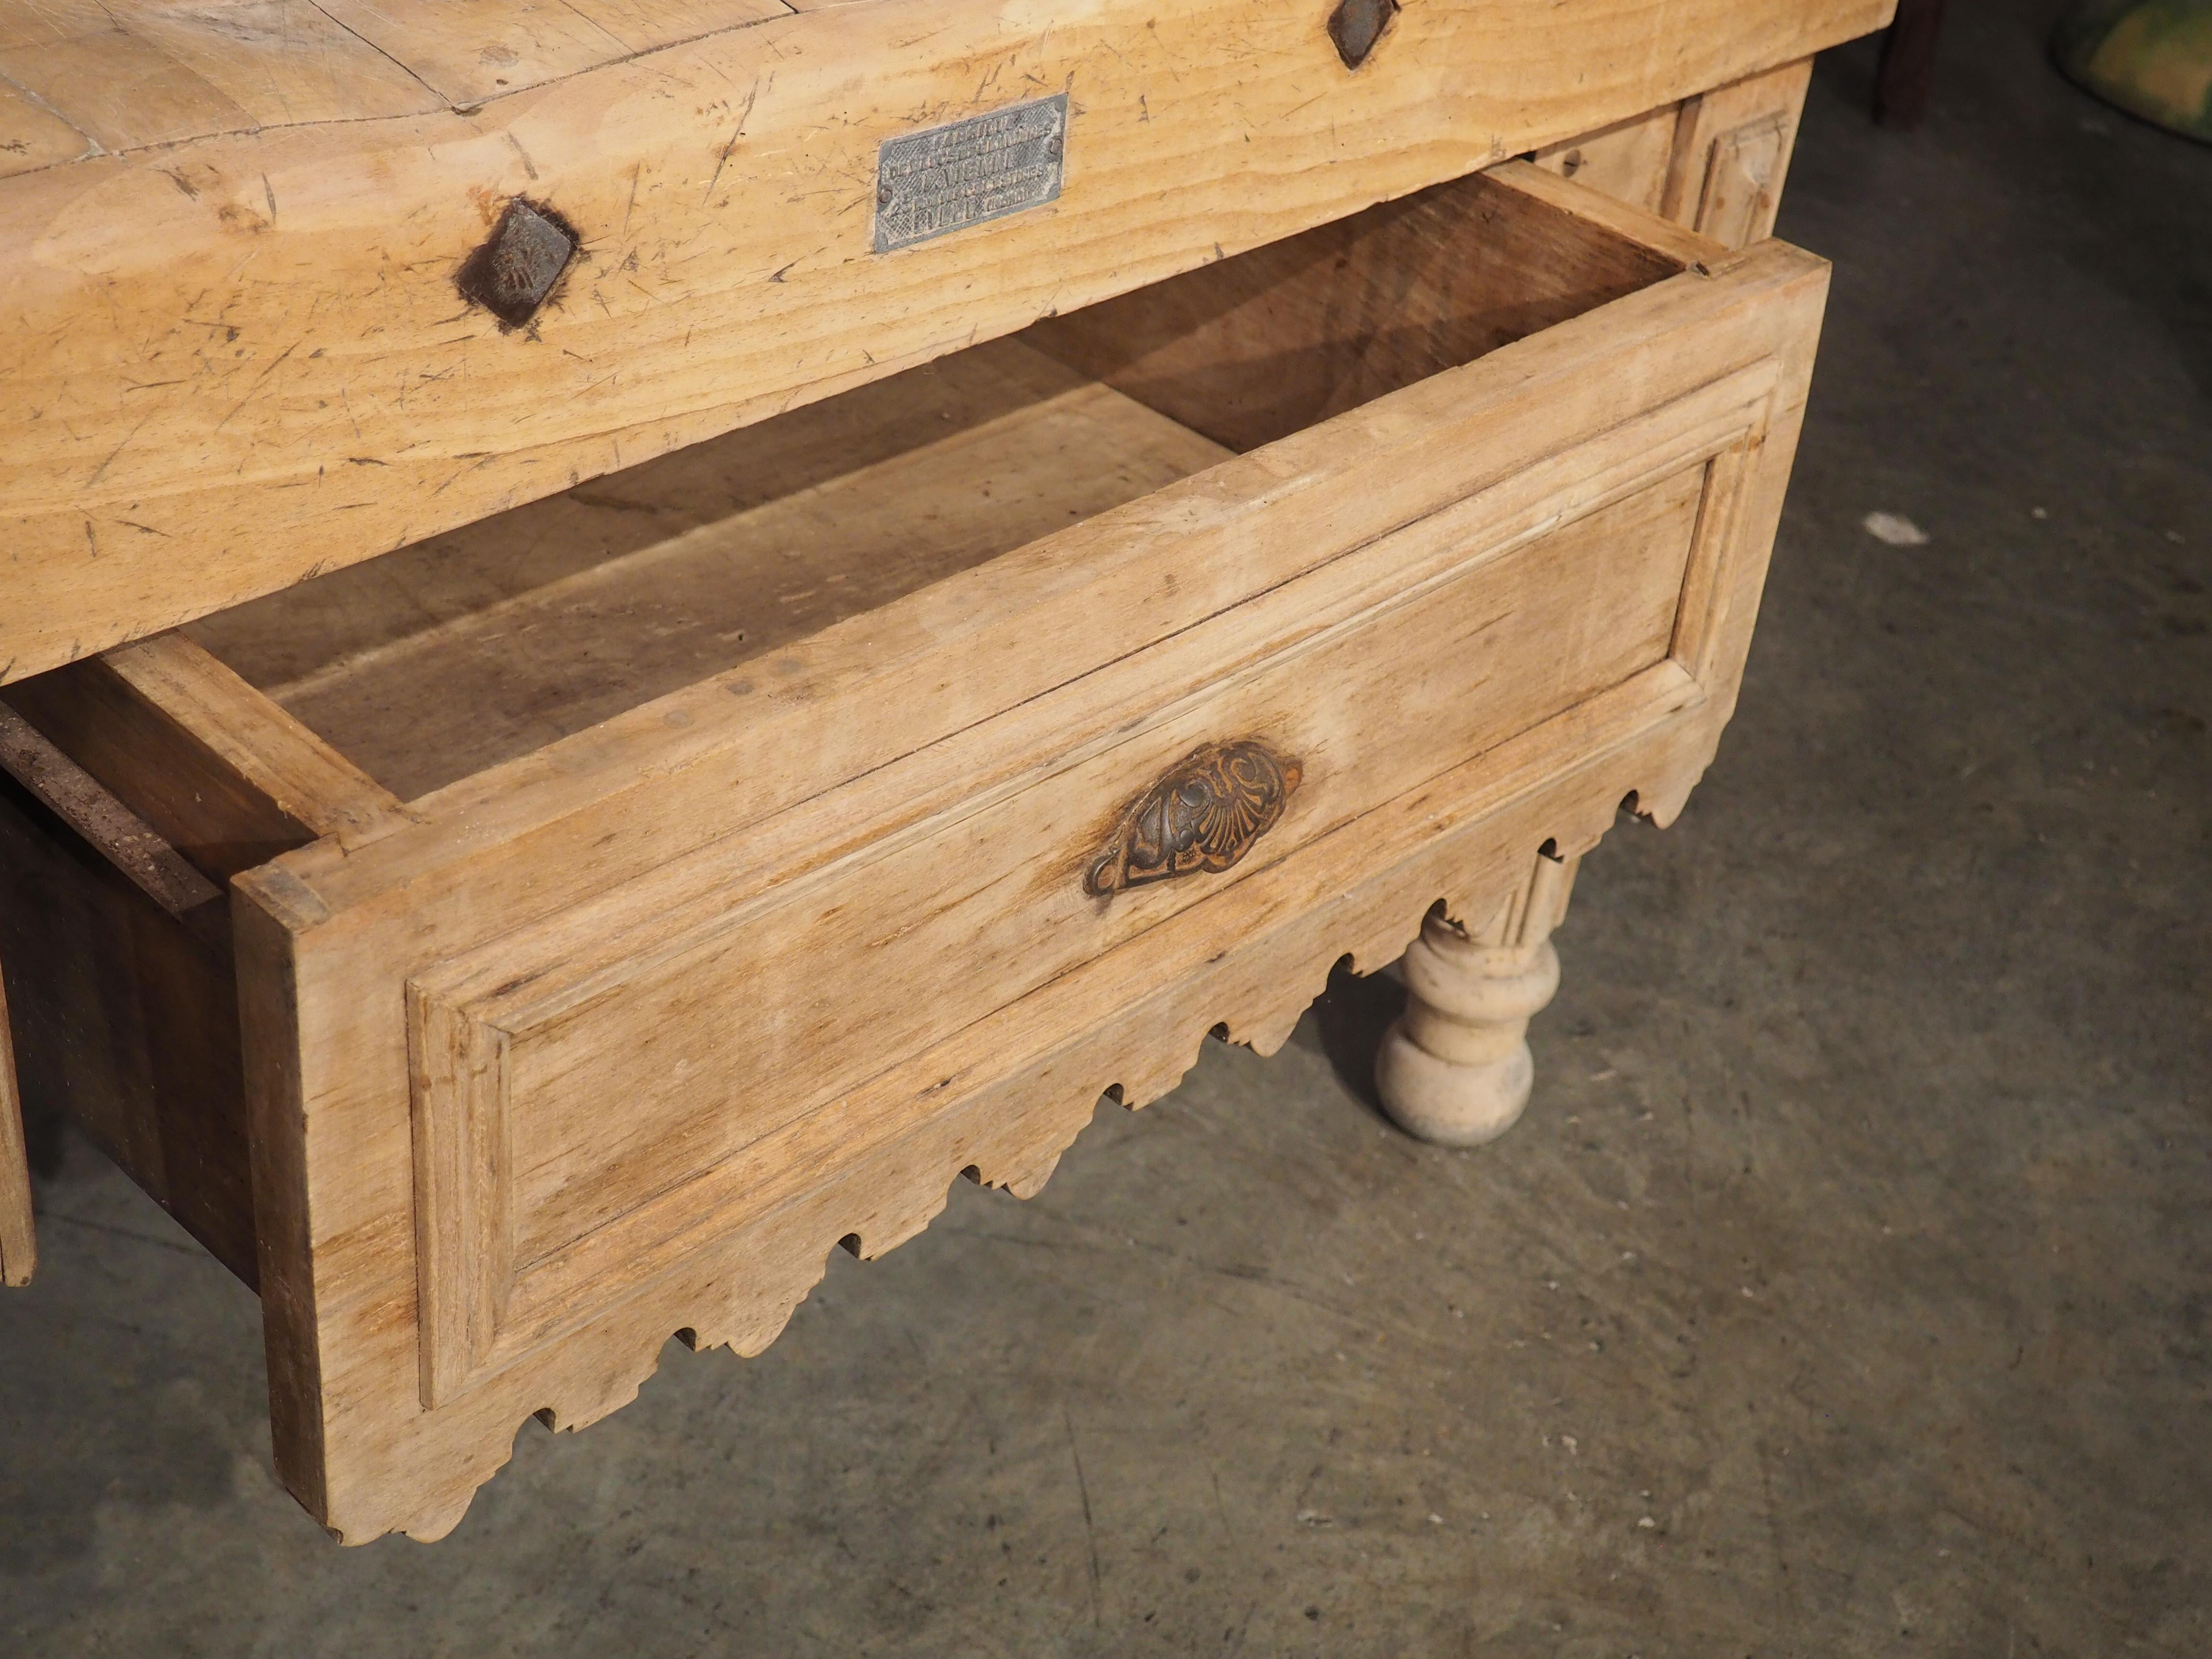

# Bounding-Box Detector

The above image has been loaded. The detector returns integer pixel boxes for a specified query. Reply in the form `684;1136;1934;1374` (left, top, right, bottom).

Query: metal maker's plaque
874;94;1067;254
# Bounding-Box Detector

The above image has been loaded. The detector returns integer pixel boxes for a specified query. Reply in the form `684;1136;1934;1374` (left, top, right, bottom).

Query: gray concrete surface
4;2;2209;1652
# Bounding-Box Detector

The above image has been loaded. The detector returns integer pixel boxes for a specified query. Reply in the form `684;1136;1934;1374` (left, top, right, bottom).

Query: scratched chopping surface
0;0;795;162
0;0;1890;692
5;8;2212;1654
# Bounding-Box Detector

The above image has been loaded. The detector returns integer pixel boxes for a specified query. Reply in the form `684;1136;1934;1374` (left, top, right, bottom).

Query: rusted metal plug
1328;0;1399;69
456;197;578;330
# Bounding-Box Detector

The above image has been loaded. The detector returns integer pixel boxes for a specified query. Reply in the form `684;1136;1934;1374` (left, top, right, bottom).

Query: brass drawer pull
1085;740;1302;897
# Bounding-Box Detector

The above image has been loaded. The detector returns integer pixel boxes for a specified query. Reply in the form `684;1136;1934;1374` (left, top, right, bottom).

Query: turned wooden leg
1375;848;1577;1147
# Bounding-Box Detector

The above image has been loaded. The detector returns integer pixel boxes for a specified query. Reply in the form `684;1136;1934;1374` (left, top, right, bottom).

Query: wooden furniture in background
0;0;1891;1543
1876;0;1948;128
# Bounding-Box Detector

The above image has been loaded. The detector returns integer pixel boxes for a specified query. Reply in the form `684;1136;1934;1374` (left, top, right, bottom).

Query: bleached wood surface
0;0;1889;685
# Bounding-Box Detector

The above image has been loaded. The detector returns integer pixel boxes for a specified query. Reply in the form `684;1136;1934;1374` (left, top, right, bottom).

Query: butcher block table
0;0;1891;1541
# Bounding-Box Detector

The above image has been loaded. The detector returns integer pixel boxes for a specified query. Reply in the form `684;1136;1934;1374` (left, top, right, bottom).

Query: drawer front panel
410;445;1742;1403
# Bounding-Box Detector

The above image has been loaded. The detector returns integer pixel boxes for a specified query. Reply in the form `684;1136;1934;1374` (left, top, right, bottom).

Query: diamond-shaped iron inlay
1328;0;1399;69
456;198;578;330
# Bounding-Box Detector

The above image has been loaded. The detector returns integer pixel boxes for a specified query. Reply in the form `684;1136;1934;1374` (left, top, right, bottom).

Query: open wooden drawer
0;161;1826;1542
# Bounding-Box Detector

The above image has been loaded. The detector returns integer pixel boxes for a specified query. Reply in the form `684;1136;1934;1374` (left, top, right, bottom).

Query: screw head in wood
456;198;579;330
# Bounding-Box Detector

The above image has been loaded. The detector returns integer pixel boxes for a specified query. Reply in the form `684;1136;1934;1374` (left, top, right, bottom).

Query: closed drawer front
0;161;1827;1541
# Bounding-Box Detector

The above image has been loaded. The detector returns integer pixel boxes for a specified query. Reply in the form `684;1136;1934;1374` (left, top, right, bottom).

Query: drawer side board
0;775;253;1283
0;635;409;1288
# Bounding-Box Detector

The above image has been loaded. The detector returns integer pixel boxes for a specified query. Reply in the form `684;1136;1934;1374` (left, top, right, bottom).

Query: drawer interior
177;166;1685;804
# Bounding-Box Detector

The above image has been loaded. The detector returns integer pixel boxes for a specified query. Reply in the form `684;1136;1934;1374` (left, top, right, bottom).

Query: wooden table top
0;0;1889;687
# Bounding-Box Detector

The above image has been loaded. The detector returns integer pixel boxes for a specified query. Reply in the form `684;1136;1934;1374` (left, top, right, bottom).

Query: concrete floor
5;3;2210;1652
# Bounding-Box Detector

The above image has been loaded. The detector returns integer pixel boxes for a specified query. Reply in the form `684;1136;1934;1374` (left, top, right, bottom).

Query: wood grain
1661;59;1815;244
0;703;223;918
95;634;409;846
0;77;92;179
190;340;1231;798
1533;106;1679;215
0;1;442;151
0;0;1890;686
4;635;403;884
1536;58;1815;251
0;631;395;1286
316;0;793;105
1026;166;1683;452
0;776;257;1285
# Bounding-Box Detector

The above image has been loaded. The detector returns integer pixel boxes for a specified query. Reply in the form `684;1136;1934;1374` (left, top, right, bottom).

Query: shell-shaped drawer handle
1084;740;1303;897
